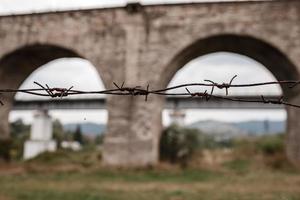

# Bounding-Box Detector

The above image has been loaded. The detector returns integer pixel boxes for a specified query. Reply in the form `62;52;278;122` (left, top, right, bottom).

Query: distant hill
62;120;285;139
188;120;285;139
188;120;248;140
63;123;106;137
231;120;285;135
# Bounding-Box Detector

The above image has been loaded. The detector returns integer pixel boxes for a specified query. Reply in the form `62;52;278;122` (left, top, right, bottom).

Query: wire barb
204;75;237;96
113;82;150;101
185;88;211;101
34;81;73;98
289;81;300;89
261;95;284;105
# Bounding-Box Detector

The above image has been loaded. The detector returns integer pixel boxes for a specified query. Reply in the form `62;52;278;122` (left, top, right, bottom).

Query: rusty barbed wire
1;75;300;108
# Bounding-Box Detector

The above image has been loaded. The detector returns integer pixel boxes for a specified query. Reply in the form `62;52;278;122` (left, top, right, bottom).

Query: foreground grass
0;167;300;200
0;148;299;200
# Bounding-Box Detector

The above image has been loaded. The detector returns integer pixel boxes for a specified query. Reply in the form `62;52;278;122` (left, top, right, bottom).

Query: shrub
257;134;284;155
255;134;294;169
159;124;199;167
0;139;12;161
8;119;30;160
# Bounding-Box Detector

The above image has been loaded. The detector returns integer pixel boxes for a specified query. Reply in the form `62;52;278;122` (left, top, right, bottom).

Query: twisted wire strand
1;76;300;109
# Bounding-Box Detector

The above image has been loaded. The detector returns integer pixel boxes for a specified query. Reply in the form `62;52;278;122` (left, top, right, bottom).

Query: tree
52;119;64;148
10;119;30;138
160;124;199;167
95;134;104;145
73;125;83;144
9;119;30;160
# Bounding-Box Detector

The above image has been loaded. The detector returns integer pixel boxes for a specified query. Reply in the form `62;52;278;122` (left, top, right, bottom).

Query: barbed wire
1;75;300;108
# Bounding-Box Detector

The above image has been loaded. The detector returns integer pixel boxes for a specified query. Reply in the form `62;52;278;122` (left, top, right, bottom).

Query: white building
23;109;57;160
169;109;186;126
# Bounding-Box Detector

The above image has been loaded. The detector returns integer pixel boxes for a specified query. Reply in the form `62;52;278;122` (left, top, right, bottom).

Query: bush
0;139;12;161
255;134;293;169
29;150;71;164
257;134;284;155
159;124;199;167
9;119;30;160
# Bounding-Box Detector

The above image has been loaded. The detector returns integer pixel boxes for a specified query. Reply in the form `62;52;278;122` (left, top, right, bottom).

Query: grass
0;140;300;200
1;167;300;200
223;159;251;174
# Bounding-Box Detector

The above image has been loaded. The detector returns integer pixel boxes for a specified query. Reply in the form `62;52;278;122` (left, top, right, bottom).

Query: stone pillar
0;97;12;141
103;95;164;167
102;7;165;167
286;93;300;167
0;94;14;161
23;109;56;160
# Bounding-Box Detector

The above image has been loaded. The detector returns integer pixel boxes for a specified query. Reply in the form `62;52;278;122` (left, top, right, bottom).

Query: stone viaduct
0;0;300;167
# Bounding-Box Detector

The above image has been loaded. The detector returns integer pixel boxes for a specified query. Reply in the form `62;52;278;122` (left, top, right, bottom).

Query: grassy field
0;147;300;200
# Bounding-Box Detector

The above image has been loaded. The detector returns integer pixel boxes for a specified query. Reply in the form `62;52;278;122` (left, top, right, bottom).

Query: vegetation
94;134;104;145
159;124;236;167
0;142;298;200
6;118;100;161
73;125;84;145
1;122;298;199
52;119;65;149
9;119;30;160
257;134;284;155
160;124;199;167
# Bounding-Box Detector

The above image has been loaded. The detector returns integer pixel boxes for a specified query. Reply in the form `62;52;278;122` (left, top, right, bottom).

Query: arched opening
0;44;107;160
160;34;300;167
164;52;285;125
161;35;299;96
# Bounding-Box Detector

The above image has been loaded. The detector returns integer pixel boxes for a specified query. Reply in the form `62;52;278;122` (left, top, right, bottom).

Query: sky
0;0;268;15
4;0;285;125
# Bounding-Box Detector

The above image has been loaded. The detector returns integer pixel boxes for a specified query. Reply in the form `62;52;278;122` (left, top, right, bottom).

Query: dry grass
0;146;299;200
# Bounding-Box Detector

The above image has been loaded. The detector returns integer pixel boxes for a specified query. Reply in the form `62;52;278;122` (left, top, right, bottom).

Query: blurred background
0;1;299;200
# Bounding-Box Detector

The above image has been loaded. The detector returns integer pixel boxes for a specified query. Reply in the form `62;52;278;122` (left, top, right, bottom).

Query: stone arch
0;44;102;149
161;34;299;97
0;44;81;90
160;34;300;166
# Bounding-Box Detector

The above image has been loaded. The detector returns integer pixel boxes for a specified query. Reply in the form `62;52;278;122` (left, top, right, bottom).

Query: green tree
10;119;30;137
73;125;83;144
52;119;64;148
160;124;199;167
9;119;30;160
95;134;104;145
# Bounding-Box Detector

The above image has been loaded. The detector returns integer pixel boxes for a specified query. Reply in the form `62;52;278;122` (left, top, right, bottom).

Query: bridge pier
0;94;14;161
0;98;11;141
101;8;164;167
102;95;164;167
286;94;300;167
